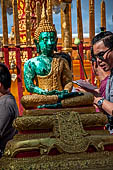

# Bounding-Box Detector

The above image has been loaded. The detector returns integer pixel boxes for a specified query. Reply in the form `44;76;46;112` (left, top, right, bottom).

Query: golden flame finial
34;1;57;42
41;1;47;21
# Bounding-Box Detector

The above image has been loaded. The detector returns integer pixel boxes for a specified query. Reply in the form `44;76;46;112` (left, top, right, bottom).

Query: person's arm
24;60;48;95
94;96;113;116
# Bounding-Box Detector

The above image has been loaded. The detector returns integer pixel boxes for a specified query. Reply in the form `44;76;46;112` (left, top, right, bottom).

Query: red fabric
99;76;109;98
15;150;40;158
15;148;61;158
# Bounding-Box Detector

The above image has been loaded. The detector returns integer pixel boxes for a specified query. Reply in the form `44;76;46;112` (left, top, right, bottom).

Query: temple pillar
76;0;84;79
101;0;106;31
47;0;53;24
36;1;41;27
69;3;72;49
12;0;23;115
17;0;26;43
1;0;9;69
89;0;95;44
12;0;20;46
1;0;8;46
25;0;31;46
17;0;42;44
60;1;72;55
77;0;83;41
89;0;95;84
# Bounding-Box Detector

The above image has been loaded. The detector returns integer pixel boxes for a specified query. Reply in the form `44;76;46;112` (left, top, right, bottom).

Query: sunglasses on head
92;47;113;61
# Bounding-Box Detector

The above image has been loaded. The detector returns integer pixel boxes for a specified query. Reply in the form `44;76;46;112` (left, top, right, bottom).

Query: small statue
21;3;93;109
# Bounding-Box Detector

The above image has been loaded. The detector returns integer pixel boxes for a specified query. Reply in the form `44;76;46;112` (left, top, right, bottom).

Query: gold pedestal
1;107;113;170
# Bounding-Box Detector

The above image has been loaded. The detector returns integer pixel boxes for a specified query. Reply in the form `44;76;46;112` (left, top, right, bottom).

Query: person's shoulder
0;93;18;110
5;93;16;104
5;93;19;115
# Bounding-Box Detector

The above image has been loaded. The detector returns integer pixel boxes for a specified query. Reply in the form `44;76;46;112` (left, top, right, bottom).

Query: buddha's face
39;32;57;56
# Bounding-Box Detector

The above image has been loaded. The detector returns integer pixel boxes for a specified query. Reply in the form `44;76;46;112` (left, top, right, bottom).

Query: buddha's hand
41;90;69;95
39;89;49;95
58;91;84;101
38;102;62;109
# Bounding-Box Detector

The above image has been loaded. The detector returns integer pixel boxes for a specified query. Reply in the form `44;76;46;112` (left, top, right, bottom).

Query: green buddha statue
21;4;93;109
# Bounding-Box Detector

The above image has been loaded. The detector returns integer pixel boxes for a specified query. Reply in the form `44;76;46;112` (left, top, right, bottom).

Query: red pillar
15;47;23;115
27;47;32;60
3;47;10;69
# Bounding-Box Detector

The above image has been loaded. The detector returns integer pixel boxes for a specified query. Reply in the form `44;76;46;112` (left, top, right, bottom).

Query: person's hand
75;87;86;92
75;79;100;96
86;78;91;83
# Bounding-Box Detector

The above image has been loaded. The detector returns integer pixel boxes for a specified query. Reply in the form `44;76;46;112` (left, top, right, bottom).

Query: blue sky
53;0;113;35
0;0;113;35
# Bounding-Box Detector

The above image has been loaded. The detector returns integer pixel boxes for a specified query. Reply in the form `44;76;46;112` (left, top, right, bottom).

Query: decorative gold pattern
4;111;89;157
53;111;90;153
21;94;58;109
13;111;107;131
3;110;111;158
1;147;113;169
37;58;64;91
23;106;96;116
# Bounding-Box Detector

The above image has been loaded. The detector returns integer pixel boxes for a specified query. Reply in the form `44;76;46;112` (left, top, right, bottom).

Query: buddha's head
34;3;57;56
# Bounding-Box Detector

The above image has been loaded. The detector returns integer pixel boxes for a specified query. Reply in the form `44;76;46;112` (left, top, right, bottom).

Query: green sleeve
24;60;46;94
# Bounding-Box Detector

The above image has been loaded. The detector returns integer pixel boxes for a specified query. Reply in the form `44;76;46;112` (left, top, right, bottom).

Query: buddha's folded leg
61;92;94;107
38;92;94;109
21;94;58;109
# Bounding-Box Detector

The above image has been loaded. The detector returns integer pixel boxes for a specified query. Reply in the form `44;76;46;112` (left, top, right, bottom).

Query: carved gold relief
3;111;112;159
